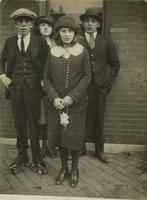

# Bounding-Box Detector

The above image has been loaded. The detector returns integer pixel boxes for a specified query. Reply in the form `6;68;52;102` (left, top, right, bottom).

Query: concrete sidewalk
0;144;147;199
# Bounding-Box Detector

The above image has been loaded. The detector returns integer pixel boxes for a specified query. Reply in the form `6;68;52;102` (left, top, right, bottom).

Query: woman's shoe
70;169;79;188
56;169;68;185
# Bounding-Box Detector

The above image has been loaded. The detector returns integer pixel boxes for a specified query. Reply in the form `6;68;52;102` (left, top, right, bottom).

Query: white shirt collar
17;32;31;39
17;33;31;52
85;31;97;42
51;43;84;59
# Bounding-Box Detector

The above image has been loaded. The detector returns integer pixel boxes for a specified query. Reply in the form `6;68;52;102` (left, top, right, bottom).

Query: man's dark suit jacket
79;33;120;89
0;34;48;81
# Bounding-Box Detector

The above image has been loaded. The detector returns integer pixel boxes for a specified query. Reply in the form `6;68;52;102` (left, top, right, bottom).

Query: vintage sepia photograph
0;0;147;199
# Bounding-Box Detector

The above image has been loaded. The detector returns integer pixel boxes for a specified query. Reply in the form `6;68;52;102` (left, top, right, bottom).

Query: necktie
89;34;95;49
20;36;25;54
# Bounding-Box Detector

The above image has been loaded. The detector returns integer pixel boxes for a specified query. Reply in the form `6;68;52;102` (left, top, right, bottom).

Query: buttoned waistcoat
0;34;49;82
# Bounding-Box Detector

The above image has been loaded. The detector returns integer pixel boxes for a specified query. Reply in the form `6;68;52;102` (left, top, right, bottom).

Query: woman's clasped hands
53;96;73;110
53;96;73;129
53;98;64;110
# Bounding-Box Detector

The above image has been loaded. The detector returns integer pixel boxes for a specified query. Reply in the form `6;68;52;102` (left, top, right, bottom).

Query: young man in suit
0;8;48;174
79;8;120;163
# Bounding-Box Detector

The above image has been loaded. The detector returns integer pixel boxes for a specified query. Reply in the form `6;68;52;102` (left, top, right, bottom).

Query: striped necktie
20;36;25;54
89;34;95;49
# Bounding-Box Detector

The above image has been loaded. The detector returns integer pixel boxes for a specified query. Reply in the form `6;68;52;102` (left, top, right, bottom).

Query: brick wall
104;0;147;144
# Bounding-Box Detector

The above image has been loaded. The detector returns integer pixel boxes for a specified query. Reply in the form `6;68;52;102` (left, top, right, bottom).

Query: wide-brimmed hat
10;8;37;20
36;15;55;26
55;15;79;33
80;8;101;22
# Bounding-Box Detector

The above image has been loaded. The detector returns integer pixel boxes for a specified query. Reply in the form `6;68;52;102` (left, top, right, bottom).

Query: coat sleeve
106;39;120;86
39;37;49;73
43;53;60;103
68;49;91;102
0;39;8;75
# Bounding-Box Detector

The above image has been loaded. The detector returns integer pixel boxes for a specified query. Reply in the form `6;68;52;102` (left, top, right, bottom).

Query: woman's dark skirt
47;102;86;151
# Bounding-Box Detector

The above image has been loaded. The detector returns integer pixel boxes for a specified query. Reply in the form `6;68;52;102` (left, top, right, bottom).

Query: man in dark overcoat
0;8;48;173
79;8;120;163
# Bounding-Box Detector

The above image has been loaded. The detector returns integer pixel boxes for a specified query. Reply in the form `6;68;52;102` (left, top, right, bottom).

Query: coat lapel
10;36;17;59
30;34;38;62
80;33;98;52
83;34;91;50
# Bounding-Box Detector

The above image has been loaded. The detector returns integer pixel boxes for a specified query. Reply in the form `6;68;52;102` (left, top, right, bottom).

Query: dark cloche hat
80;8;101;22
10;8;37;20
55;15;79;33
36;15;55;26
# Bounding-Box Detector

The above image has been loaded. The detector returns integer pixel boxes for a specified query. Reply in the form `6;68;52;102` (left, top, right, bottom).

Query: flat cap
10;8;37;20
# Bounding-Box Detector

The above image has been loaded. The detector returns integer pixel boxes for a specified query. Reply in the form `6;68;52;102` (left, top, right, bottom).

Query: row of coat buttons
65;59;70;88
23;62;27;72
90;54;95;72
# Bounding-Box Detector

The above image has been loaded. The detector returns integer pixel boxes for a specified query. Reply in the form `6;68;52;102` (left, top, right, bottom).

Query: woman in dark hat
35;15;57;158
36;15;55;47
43;15;91;187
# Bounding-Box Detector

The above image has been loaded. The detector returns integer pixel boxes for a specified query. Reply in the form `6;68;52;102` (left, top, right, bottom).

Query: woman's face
39;22;53;37
59;27;75;45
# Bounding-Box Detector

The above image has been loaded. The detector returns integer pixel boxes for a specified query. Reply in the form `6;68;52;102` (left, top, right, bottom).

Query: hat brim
11;14;35;20
55;25;79;34
37;19;54;26
80;14;100;22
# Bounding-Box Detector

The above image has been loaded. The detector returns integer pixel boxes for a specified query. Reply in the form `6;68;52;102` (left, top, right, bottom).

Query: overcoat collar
51;43;84;59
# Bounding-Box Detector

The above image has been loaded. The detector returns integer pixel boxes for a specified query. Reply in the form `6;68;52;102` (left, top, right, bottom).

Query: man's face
15;17;33;36
82;17;100;34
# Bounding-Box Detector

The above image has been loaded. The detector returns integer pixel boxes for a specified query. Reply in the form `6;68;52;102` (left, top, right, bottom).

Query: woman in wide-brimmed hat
43;15;91;187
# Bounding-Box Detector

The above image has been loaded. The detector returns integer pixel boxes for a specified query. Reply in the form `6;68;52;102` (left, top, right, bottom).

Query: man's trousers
10;81;42;161
86;84;107;153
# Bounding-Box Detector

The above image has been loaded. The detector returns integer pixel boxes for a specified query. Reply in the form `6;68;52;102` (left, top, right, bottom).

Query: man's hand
40;80;45;88
0;74;12;88
63;96;73;107
53;98;65;110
